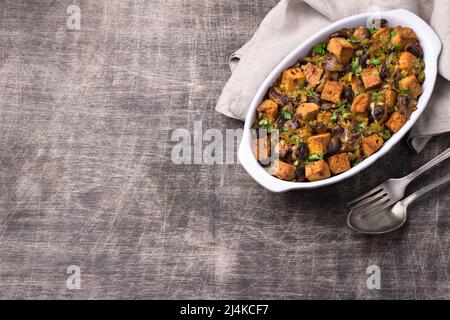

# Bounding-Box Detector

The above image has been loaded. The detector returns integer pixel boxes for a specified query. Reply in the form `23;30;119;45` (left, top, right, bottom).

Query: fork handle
404;147;450;182
403;173;450;207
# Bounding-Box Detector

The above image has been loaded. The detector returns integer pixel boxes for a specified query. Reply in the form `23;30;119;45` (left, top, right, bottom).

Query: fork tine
354;196;393;215
349;190;387;210
347;186;383;207
359;200;396;218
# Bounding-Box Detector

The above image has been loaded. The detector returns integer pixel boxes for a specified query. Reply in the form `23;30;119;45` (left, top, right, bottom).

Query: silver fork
347;147;450;213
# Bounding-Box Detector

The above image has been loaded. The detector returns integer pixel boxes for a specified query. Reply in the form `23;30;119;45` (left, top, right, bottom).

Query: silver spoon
347;173;450;234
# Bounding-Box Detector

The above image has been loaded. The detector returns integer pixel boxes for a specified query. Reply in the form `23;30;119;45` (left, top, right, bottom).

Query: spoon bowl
347;173;450;234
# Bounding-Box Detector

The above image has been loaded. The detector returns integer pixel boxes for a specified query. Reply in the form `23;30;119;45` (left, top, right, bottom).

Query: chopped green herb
347;38;357;45
301;87;317;96
400;88;410;94
282;125;290;132
319;151;324;159
267;124;274;133
381;129;391;140
331;113;337;122
351;57;360;70
370;58;382;66
356;123;366;131
308;154;321;161
337;103;345;113
258;119;268;126
369;27;378;35
354;66;362;77
281;110;292;120
313;42;327;56
371;92;383;102
342;112;352;119
389;30;397;39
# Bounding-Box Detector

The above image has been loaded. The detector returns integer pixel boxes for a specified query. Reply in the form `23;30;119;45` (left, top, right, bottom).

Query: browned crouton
391;27;417;49
384;86;397;109
268;160;296;181
328;153;351;175
351;93;371;114
307;133;331;155
295;103;319;122
281;68;306;96
399;51;417;71
256;99;279;123
371;28;390;46
303;62;324;89
305;159;331;181
321;80;344;104
386;111;406;133
362;134;384;157
327;37;353;64
251;137;270;163
361;67;382;89
399;74;423;98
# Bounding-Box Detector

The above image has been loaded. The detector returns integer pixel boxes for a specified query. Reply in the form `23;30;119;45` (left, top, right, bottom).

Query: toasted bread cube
281;68;306;95
327;37;353;64
307;133;331;155
399;51;417;71
361;67;382;89
391;27;417;49
385;86;397;109
317;111;333;127
251;137;270;163
386;111;406;133
321;80;344;104
328;153;351;175
305;159;331;181
351;93;371;114
256;99;279;123
371;28;390;46
295;102;319;122
399;74;423;98
362;134;384;157
268;160;296;181
303;62;324;89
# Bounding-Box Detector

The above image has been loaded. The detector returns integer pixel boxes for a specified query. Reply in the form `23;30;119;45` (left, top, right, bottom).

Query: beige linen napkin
216;0;450;152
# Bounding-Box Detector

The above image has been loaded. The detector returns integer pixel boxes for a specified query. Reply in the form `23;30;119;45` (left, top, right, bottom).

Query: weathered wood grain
0;0;448;299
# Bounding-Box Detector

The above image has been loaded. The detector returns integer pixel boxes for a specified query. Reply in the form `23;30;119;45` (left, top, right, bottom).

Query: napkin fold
216;0;450;153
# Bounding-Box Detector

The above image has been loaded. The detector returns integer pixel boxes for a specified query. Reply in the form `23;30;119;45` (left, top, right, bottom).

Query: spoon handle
403;173;450;207
405;147;450;182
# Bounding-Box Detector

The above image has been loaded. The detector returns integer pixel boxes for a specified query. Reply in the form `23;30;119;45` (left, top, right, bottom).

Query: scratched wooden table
0;0;448;300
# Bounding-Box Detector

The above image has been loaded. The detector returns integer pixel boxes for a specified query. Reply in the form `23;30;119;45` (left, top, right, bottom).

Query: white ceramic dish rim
238;9;442;192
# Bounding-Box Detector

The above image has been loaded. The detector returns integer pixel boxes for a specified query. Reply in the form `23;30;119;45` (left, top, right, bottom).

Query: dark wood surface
0;0;448;299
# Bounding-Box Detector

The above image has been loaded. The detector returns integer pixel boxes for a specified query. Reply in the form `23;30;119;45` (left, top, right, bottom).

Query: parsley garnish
258;119;268;126
356;123;366;132
370;58;382;66
281;110;292;120
400;88;410;94
282;125;290;132
369;27;378;35
313;42;327;56
331;113;337;122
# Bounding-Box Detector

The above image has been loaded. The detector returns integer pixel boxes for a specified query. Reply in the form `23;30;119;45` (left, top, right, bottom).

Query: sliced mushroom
405;42;423;58
323;54;344;72
268;87;290;106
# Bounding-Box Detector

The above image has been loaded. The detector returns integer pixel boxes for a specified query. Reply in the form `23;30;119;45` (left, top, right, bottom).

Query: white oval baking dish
238;9;442;192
